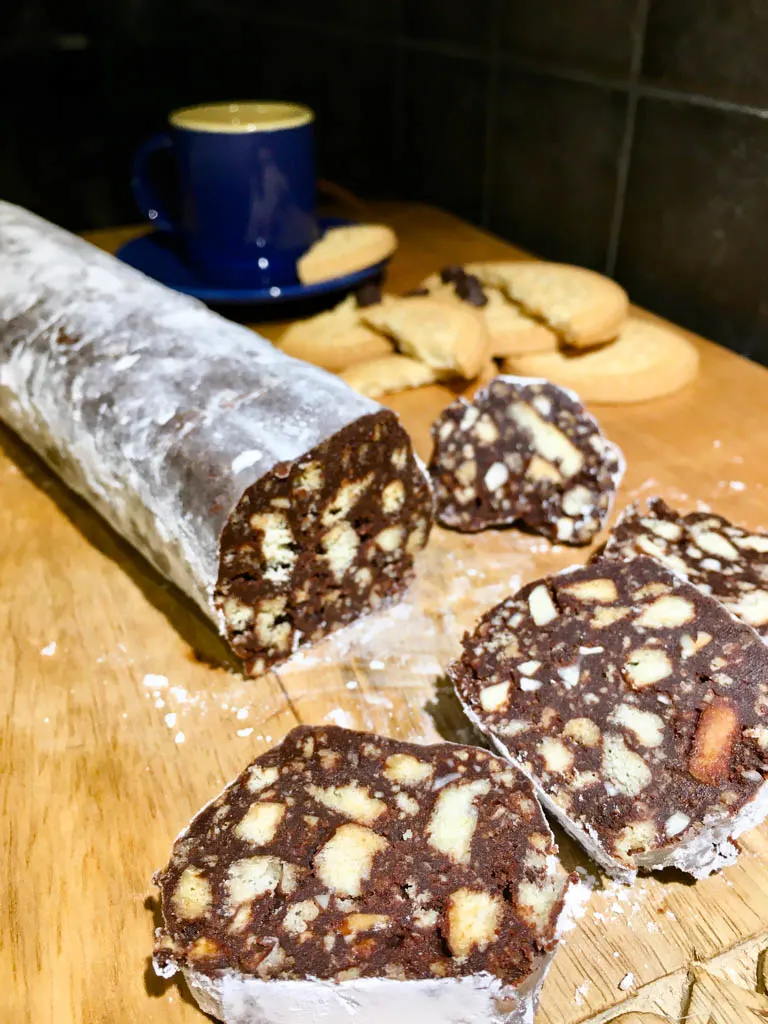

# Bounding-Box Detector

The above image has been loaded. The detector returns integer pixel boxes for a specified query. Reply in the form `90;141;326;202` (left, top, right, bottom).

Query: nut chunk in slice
604;497;768;642
428;375;624;542
153;725;576;1024
450;556;768;883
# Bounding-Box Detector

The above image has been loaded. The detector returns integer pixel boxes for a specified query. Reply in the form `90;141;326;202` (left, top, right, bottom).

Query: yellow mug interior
169;101;314;134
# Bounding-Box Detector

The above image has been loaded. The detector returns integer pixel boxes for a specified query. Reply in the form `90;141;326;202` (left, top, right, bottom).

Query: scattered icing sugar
231;449;263;474
164;713;177;728
40;641;57;656
618;973;634;991
236;708;249;720
573;981;590;1006
174;731;185;744
143;673;169;688
325;708;355;728
729;480;746;491
237;727;254;738
369;660;385;671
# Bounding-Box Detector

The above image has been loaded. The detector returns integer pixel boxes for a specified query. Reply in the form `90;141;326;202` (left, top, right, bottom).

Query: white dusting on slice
143;673;169;688
40;641;57;656
231;449;263;474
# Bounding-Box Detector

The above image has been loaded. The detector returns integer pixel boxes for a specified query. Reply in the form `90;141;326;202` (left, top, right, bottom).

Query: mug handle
131;132;176;232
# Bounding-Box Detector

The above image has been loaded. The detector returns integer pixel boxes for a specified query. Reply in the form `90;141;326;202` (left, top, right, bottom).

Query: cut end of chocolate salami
428;376;624;543
216;414;432;675
0;202;432;675
153;726;578;1024
450;556;768;883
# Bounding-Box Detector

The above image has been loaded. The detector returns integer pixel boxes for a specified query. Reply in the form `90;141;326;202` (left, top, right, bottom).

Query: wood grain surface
3;203;768;1024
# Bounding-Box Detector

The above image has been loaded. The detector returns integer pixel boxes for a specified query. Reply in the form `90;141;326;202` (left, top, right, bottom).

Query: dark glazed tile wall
2;0;768;365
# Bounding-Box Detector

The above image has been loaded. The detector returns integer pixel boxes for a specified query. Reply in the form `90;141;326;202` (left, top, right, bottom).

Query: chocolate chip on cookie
455;272;488;308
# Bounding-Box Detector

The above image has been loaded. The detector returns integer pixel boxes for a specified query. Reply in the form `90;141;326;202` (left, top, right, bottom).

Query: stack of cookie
422;262;700;404
279;260;701;405
279;284;494;399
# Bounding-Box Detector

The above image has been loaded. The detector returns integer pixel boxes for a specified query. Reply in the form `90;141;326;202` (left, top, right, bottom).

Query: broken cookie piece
428;376;624;543
450;555;768;883
153;725;577;1024
604;498;768;641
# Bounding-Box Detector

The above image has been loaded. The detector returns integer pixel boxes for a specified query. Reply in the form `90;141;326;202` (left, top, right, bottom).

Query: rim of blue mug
169;101;314;135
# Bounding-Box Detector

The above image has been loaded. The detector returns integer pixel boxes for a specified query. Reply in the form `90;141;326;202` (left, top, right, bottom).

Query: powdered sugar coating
0;202;415;641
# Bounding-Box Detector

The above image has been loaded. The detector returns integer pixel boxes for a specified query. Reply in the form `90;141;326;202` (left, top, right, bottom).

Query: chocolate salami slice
0;202;432;674
153;725;578;1024
450;556;768;883
428;376;624;542
604;498;768;641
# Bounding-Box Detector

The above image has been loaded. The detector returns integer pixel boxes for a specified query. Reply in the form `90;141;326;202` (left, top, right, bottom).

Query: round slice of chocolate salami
153;725;577;1024
428;376;624;543
0;202;432;674
450;555;768;883
604;497;768;641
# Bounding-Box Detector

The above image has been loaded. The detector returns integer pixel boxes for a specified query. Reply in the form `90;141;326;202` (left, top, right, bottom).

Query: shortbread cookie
361;296;490;379
279;292;392;373
450;555;768;883
341;354;439;398
604;498;768;640
422;266;558;358
153;725;576;1024
468;261;628;348
297;224;397;285
428;376;624;543
503;317;699;403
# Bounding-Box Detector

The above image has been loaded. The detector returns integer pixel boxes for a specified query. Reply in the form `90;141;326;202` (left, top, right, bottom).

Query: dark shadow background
4;0;768;366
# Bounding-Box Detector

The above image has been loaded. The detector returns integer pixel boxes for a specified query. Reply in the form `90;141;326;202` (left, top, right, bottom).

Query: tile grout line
605;0;650;277
480;0;502;228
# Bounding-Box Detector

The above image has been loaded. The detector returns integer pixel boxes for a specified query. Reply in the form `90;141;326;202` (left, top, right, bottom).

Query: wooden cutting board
3;204;768;1024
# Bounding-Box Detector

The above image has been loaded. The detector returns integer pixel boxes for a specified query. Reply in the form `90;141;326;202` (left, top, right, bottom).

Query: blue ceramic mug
132;101;319;288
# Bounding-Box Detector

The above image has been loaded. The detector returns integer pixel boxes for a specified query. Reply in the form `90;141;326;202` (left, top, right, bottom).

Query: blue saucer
116;217;389;305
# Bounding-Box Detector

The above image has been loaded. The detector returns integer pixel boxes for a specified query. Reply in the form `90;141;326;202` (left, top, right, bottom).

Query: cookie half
361;296;490;379
420;267;558;359
297;225;397;285
279;291;392;372
468;261;628;349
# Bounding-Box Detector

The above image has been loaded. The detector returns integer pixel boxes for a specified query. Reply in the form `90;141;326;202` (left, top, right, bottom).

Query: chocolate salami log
153;725;581;1024
0;202;432;673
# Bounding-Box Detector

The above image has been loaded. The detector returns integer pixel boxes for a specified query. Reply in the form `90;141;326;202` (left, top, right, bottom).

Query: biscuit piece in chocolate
428;376;624;542
450;556;768;883
154;725;575;1024
604;498;768;641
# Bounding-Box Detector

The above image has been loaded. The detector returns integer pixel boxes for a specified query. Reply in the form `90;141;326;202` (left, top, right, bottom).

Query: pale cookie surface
361;295;490;379
467;261;628;348
450;556;768;883
428;376;624;543
297;225;397;285
341;354;439;398
503;317;700;404
420;266;558;358
278;289;392;372
154;725;571;1005
604;498;768;641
